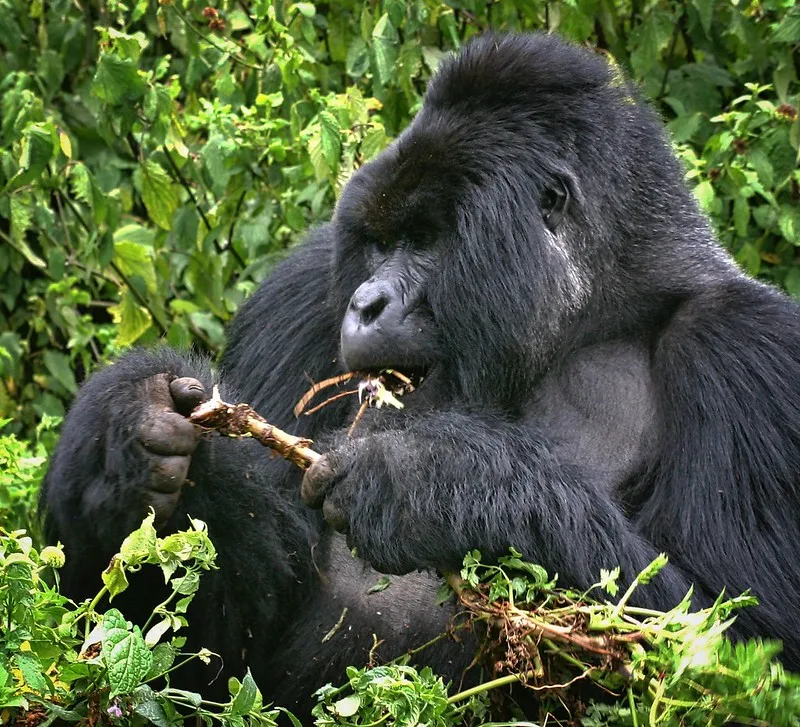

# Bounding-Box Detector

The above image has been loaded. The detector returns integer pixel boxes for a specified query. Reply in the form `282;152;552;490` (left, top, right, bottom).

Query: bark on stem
189;386;321;470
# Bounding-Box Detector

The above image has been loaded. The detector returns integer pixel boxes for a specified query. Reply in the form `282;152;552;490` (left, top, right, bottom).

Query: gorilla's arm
41;227;344;604
306;409;695;610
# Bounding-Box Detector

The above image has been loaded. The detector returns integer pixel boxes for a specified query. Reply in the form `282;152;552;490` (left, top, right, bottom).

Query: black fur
41;32;800;716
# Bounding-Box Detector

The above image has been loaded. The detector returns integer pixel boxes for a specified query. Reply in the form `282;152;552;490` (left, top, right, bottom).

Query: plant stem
447;671;535;704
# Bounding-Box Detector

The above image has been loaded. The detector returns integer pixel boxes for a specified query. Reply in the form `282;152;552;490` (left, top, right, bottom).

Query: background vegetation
0;0;798;723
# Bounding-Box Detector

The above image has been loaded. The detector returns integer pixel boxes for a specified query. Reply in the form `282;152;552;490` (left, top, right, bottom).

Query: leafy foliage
0;510;282;726
0;0;797;436
312;551;800;726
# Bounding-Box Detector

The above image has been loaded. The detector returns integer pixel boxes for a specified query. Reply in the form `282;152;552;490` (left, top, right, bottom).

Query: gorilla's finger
300;456;335;508
149;490;183;530
170;377;209;415
323;499;349;534
140;411;199;456
150;454;191;493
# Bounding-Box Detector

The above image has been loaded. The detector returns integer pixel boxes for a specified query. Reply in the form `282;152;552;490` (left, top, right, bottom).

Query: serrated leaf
360;127;387;161
102;556;130;599
231;670;258;716
319;112;341;174
145;643;176;679
14;653;48;695
102;611;153;697
120;511;158;565
69;163;93;206
109;289;153;346
133;690;170;727
92;54;146;105
134;160;179;230
114;237;156;292
630;12;674;76
371;38;397;87
691;0;713;36
346;39;370;77
772;11;800;43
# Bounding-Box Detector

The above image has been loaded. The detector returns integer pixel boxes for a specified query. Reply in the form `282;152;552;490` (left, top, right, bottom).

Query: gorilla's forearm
41;348;214;556
325;411;696;609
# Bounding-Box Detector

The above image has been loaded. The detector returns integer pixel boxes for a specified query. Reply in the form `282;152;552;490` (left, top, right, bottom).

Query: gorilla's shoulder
221;224;339;404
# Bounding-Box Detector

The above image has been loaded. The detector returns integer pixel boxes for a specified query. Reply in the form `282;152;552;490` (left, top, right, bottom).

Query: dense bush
0;0;798;438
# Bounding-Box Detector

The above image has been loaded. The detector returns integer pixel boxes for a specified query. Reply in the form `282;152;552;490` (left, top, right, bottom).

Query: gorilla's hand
138;374;208;526
299;433;436;575
300;453;350;533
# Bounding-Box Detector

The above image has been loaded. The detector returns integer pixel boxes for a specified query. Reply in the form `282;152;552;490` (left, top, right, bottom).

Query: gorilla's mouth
356;367;427;400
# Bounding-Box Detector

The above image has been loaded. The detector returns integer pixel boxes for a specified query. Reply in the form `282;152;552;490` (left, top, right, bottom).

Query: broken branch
189;386;321;470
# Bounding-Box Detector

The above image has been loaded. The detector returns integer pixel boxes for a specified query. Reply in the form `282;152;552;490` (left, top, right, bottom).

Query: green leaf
43;350;77;394
367;575;392;594
102;556;130;599
102;609;153;697
630;12;674;76
784;268;800;299
691;0;713;36
231;669;258;716
319;112;341;174
290;2;315;18
14;653;48;695
120;511;158;565
693;180;715;212
92;54;146;105
333;695;361;718
733;197;750;237
772;10;800;43
668;113;702;143
346;39;370;78
109;289;153;346
114;235;156;292
145;643;176;679
3;125;55;193
133;687;170;727
133;160;179;230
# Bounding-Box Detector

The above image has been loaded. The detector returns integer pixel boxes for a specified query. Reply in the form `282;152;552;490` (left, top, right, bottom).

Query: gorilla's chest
530;341;657;490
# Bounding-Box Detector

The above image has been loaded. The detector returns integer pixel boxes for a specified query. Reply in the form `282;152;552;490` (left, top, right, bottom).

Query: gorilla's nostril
359;295;389;325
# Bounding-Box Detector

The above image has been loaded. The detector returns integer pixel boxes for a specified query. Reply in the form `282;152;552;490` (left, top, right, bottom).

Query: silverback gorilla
42;32;800;716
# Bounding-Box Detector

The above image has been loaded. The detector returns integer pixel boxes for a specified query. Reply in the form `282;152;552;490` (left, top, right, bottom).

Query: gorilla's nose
341;279;400;370
349;282;391;326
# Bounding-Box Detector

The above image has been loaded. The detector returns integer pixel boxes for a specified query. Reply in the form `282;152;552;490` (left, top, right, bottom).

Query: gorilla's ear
541;173;577;233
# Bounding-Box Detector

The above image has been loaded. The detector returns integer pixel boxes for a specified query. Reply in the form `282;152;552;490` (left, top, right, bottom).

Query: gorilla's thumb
170;376;209;416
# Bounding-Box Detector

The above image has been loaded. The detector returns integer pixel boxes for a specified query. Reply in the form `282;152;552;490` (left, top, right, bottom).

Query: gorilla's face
333;118;576;401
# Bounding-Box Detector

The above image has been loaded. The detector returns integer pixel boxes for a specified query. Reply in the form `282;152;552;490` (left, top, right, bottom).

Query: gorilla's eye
541;179;570;232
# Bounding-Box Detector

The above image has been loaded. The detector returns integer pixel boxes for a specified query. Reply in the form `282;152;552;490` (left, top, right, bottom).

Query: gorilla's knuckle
322;499;349;534
150;454;191;493
139;411;198;456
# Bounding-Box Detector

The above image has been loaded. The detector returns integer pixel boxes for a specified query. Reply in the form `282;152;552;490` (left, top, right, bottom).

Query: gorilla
42;32;800;717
